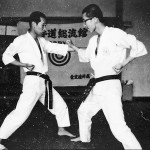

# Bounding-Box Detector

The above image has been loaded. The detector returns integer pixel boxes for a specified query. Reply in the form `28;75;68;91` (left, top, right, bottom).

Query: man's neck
29;31;37;40
95;23;106;36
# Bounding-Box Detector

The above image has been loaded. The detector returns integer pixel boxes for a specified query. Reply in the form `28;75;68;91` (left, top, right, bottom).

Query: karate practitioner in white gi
0;11;75;150
68;4;147;150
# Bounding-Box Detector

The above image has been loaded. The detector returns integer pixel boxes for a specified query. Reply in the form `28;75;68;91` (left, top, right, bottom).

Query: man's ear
93;17;98;23
32;21;36;28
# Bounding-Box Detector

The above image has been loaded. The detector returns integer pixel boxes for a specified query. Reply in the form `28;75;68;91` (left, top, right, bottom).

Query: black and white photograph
0;0;150;149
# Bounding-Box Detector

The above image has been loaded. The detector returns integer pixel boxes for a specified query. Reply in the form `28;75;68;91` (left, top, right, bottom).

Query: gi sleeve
78;49;89;62
128;38;147;58
77;37;94;62
2;38;21;65
42;38;68;56
114;28;147;58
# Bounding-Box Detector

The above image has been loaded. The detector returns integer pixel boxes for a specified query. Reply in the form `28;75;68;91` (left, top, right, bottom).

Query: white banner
17;22;94;86
0;25;18;36
0;25;6;35
6;26;18;36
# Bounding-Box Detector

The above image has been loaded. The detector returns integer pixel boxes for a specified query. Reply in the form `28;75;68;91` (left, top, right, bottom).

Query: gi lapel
35;38;44;62
27;32;43;61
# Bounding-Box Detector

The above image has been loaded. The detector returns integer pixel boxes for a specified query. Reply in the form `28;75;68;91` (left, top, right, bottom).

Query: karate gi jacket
77;26;147;95
2;32;69;74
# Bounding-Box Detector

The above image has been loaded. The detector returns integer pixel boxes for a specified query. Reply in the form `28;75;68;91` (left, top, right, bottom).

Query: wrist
23;63;27;68
73;46;79;52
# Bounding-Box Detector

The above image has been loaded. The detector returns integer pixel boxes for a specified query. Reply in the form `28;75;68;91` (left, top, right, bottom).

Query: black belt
81;74;120;102
26;71;53;109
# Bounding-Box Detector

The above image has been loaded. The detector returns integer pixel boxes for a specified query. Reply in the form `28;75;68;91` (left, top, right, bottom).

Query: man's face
82;13;95;33
34;17;47;37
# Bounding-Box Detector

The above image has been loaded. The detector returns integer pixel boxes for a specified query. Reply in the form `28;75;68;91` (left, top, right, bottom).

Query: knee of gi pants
77;104;92;120
109;121;132;140
77;104;86;116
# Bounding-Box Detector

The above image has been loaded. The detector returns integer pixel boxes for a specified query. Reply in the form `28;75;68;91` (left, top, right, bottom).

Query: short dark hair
29;11;46;27
82;4;103;22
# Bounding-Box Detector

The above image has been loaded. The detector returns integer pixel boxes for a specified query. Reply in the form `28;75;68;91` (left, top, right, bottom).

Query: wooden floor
0;85;150;150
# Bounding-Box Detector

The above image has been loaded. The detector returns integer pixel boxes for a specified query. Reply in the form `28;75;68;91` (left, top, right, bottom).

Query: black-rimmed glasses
82;18;93;24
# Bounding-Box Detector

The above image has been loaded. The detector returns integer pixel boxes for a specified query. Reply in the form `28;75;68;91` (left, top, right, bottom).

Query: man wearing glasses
68;4;147;150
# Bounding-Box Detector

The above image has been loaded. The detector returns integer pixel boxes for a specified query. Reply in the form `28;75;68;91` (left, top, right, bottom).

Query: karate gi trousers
0;75;70;139
77;79;142;150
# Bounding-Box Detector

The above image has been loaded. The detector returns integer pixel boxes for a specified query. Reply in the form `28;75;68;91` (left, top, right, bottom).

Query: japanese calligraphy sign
43;23;93;47
17;21;93;47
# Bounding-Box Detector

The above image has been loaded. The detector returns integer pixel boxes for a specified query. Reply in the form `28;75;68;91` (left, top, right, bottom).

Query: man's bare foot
0;143;7;150
71;137;81;142
58;128;75;137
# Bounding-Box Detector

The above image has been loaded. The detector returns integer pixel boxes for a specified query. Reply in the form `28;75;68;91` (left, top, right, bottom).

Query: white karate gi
77;27;147;149
0;32;70;139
